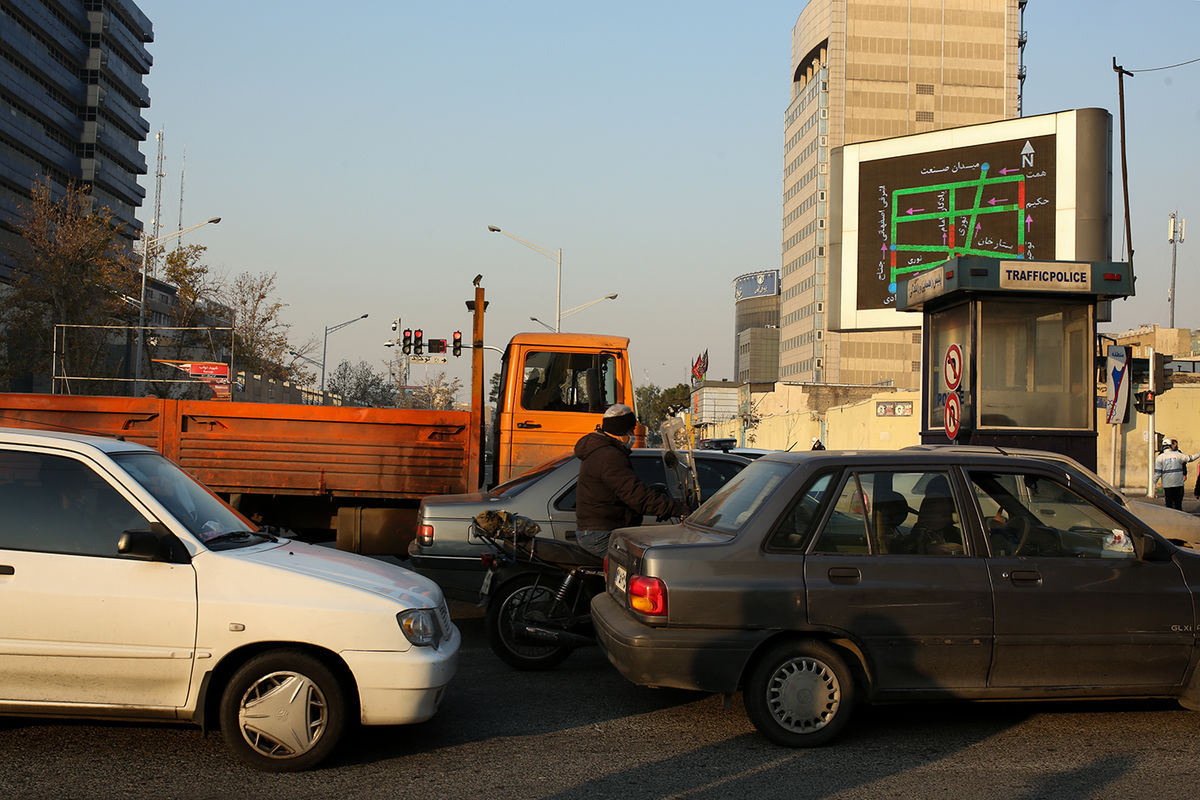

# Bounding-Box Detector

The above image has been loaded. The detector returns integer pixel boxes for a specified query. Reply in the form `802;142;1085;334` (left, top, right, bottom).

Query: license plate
480;568;494;597
614;565;627;593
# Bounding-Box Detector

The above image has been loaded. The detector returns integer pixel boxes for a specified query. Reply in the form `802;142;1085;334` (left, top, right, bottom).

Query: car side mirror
118;522;189;563
1133;531;1168;562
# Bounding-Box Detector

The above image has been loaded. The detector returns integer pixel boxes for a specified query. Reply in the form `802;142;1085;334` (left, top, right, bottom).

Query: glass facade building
0;0;153;278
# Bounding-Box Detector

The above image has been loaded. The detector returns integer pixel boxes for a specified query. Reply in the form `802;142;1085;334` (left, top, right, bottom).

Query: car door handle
828;567;861;585
0;565;13;576
517;421;542;429
1007;570;1042;586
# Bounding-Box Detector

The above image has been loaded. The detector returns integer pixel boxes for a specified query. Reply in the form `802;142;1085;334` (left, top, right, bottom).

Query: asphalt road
3;601;1200;800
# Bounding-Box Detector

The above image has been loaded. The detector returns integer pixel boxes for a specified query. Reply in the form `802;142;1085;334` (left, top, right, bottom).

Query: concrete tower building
781;0;1022;388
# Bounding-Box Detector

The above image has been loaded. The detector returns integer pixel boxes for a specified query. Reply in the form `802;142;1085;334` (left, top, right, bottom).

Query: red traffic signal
452;330;463;357
413;329;423;355
402;329;412;354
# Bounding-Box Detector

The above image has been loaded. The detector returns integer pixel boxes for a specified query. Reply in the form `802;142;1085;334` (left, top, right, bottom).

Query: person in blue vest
1155;438;1199;510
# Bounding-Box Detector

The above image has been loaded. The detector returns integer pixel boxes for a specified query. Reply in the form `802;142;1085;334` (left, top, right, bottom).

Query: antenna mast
150;128;165;276
177;144;187;235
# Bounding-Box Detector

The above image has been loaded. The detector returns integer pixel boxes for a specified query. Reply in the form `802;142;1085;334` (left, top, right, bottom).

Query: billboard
829;109;1112;331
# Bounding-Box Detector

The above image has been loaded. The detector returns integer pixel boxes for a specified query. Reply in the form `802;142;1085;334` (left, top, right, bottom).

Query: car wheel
486;573;573;670
744;640;855;747
219;649;348;772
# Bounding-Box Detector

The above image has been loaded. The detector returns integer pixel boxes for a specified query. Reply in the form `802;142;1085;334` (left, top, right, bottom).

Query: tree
635;382;692;443
143;243;229;399
488;371;502;404
1;180;138;394
409;371;462;411
221;271;303;383
325;359;397;407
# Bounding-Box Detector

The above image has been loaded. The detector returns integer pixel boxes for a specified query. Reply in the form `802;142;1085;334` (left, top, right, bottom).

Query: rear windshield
489;454;574;498
686;460;794;535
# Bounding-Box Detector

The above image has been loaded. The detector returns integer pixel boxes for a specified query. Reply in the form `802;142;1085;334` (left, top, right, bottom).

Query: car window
114;452;255;545
969;470;1135;559
520;350;615;412
0;450;148;557
812;470;966;556
695;457;748;501
688;460;794;535
767;472;835;550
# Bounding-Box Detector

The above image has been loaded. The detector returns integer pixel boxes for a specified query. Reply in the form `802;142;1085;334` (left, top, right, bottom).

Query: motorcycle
474;509;606;670
477;422;698;670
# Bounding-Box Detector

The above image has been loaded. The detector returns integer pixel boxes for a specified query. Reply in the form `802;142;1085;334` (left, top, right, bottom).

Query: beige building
781;0;1024;389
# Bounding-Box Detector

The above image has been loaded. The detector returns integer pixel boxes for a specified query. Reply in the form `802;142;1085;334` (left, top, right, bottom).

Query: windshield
686;460;795;535
489;453;574;498
114;452;260;546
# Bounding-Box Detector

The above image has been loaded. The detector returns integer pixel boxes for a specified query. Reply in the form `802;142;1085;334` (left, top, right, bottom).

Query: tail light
629;575;667;616
416;523;434;546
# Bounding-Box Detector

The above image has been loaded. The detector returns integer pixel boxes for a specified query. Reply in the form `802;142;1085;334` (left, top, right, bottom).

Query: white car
0;427;459;771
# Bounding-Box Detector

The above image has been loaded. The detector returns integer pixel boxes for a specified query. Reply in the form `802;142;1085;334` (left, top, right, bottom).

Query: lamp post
135;216;221;395
488;224;562;332
530;293;616;332
321;313;368;401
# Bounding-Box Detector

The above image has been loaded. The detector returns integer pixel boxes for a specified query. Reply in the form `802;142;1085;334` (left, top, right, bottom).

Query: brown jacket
573;430;684;531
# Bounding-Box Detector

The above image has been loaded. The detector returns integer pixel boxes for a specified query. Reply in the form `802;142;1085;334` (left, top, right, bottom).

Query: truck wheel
744;640;855;747
486;574;573;670
219;649;348;772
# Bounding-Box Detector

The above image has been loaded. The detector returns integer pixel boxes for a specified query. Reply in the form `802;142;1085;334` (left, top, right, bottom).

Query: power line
1129;55;1200;72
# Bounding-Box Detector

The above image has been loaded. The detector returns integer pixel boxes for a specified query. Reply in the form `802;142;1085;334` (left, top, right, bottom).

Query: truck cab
491;333;634;484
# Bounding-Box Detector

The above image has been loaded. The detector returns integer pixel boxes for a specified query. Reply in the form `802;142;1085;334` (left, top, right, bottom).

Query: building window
915;111;935;122
916;83;935;95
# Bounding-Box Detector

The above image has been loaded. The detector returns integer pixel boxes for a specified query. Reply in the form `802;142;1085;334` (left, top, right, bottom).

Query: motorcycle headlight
396;608;442;647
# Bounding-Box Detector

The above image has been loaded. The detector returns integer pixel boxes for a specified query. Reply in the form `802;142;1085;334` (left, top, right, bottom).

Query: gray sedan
408;449;751;600
594;448;1200;748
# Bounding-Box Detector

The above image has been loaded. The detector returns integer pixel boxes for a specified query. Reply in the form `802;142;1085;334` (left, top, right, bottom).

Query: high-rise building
781;0;1023;388
733;270;780;384
0;0;153;277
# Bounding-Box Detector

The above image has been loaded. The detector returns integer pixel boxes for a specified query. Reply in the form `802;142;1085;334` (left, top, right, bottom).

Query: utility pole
1112;59;1135;271
1169;211;1186;328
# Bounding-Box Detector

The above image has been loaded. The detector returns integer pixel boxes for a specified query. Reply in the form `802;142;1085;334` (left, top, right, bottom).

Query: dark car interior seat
872;490;913;554
911;475;964;555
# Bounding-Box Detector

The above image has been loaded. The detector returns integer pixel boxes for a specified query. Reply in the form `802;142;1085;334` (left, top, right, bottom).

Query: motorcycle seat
528;536;604;568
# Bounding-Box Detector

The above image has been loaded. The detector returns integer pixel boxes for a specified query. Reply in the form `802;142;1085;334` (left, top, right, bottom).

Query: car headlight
396;608;442;647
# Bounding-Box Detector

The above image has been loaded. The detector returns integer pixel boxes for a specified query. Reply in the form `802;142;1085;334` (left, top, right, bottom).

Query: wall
1097;384;1200;492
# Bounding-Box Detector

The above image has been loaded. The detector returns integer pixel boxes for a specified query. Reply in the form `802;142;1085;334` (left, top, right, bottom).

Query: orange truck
0;290;636;555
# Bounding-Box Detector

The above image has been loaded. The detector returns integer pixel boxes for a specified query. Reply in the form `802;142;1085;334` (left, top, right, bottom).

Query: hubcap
766;656;840;733
237;671;328;759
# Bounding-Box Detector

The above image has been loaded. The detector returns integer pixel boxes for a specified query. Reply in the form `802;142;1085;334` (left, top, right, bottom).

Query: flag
700;349;709;377
691;353;704;382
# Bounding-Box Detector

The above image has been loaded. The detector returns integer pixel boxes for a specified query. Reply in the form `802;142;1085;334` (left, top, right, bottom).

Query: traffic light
414;329;423;355
402;329;412;354
452;330;463;357
1134;390;1155;414
427;338;447;354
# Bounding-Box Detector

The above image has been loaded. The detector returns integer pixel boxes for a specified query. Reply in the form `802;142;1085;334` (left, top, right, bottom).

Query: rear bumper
407;547;487;602
590;592;766;694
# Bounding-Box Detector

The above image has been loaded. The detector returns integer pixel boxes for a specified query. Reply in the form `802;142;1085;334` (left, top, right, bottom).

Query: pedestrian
811;437;825;451
573;404;689;558
1154;438;1199;511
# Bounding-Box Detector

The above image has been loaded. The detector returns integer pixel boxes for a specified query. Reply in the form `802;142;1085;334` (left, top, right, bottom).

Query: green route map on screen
857;134;1056;310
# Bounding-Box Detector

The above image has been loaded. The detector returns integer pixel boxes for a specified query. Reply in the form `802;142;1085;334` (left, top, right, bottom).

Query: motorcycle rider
573;403;689;558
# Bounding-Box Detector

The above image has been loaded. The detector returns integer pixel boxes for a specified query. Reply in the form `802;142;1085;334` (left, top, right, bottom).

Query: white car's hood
237;539;445;607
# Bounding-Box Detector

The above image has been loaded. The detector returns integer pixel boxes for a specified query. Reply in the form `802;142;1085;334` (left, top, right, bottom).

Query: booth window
979;300;1090;429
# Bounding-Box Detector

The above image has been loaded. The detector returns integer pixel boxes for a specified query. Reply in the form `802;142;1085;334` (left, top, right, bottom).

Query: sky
132;0;1200;396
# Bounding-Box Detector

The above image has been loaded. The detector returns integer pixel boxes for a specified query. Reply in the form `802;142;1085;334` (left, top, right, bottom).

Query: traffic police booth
897;256;1133;471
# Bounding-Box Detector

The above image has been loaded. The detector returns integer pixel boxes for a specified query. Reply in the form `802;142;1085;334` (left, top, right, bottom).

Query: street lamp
488;224;562;332
135;216;221;395
321;313;368;401
530;293;617;332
